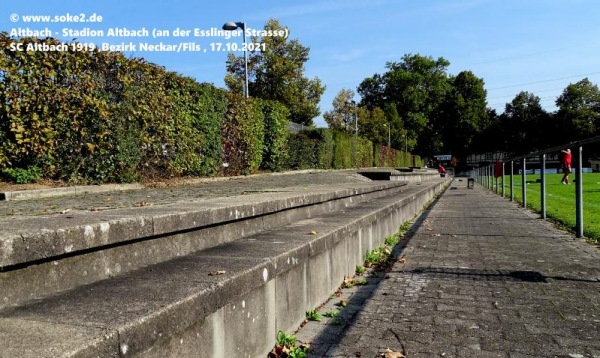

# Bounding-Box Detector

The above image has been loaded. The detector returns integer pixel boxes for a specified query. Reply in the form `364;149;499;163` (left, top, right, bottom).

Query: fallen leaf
433;234;441;237
398;256;407;264
60;208;71;214
381;348;405;358
208;270;226;276
310;230;318;235
137;201;150;207
336;299;348;307
90;207;100;212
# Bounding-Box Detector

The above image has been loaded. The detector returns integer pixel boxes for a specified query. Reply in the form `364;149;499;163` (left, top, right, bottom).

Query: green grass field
486;172;600;244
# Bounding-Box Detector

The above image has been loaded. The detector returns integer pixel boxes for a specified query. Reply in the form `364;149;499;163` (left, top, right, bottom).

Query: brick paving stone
294;184;600;358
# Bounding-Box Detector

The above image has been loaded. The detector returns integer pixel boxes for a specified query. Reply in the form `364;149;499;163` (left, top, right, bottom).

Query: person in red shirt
560;148;572;184
438;164;446;177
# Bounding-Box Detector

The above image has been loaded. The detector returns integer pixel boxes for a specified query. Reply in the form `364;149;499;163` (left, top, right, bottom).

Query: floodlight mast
222;21;248;98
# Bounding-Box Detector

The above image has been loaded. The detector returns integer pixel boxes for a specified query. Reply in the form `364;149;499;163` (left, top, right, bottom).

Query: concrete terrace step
0;179;449;358
1;181;411;310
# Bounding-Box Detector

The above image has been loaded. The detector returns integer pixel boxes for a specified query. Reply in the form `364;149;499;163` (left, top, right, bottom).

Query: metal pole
541;154;546;219
510;161;514;202
575;146;583;238
522;158;528;206
354;101;358;167
501;162;505;198
240;23;249;98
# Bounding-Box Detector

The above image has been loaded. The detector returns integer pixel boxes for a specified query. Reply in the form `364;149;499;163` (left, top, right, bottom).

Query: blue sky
3;0;600;127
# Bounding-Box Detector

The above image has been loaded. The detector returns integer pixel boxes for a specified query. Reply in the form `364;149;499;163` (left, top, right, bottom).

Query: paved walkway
296;183;600;358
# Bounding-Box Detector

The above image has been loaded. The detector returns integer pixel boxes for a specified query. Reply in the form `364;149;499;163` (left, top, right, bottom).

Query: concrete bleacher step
0;179;449;357
0;182;407;311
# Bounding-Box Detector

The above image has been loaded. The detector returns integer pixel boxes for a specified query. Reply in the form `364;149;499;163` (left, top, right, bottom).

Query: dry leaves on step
336;299;348;307
398;256;407;264
381;348;405;358
208;270;226;276
309;230;318;235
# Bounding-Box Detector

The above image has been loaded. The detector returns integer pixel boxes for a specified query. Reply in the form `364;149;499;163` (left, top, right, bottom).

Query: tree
323;89;357;133
225;19;325;126
556;78;600;141
471;109;504;154
356;106;386;145
357;54;451;156
440;71;488;158
357;74;385;110
500;91;549;155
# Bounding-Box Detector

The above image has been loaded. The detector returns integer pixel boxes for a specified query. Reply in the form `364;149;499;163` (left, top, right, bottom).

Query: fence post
521;158;527;208
501;162;505;198
541;154;546;219
576;146;583;238
510;161;514;202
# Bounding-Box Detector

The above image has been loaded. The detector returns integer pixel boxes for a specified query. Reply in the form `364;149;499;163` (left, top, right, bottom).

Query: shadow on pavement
407;267;599;284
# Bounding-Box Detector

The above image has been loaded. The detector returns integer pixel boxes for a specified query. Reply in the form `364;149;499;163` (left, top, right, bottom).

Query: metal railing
287;121;307;134
470;134;600;238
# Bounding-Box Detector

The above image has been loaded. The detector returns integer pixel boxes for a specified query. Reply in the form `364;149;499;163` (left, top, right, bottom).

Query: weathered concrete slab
0;318;118;358
0;184;143;201
0;182;404;269
0;181;416;311
0;255;272;357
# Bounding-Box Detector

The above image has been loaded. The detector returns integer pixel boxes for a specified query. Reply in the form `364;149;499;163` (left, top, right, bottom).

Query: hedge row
285;129;421;170
0;34;421;184
0;34;230;183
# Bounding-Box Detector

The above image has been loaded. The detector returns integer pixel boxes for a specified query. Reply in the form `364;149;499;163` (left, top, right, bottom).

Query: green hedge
261;100;289;172
286;131;319;170
0;33;424;182
374;145;423;168
221;95;265;175
0;34;227;183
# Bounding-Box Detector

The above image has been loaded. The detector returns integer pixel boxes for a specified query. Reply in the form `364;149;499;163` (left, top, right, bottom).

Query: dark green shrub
2;166;42;184
314;129;334;169
221;95;264;175
261;100;289;171
286;132;318;169
356;137;374;168
332;131;351;169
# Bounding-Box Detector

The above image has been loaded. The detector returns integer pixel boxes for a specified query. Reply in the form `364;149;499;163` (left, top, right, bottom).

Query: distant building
465;151;561;167
590;157;600;172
